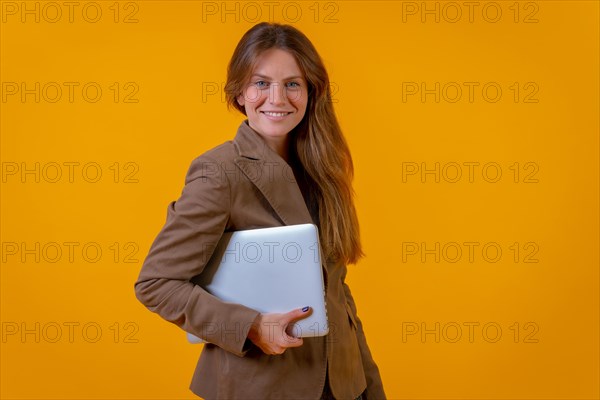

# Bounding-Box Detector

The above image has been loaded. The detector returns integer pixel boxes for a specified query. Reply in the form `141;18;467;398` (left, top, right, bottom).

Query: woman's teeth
263;112;290;117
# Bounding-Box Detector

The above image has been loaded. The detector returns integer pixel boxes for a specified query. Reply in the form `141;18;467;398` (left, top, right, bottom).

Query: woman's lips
261;111;292;120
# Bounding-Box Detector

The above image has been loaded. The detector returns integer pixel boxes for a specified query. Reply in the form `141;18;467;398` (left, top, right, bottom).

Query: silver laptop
187;223;329;344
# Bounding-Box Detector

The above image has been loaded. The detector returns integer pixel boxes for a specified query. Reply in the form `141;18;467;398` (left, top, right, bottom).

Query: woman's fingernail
302;306;310;312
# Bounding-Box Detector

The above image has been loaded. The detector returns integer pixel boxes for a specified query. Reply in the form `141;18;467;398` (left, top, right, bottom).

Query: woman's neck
264;135;291;163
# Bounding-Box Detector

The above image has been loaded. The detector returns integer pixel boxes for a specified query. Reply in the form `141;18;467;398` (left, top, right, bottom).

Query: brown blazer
134;120;386;400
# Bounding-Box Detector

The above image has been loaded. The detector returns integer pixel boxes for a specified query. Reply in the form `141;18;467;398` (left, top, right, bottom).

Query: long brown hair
224;22;363;264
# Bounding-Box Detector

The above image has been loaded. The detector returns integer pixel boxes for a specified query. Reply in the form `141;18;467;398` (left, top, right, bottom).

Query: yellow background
1;1;598;399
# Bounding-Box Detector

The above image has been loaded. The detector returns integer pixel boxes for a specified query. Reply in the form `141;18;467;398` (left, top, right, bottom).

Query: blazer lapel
232;120;313;226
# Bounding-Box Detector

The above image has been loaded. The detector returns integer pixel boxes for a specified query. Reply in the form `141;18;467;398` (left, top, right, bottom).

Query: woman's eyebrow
251;74;304;80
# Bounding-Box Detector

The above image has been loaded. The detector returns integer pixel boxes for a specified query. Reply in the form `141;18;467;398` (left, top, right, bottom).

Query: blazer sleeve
342;280;387;400
134;154;261;357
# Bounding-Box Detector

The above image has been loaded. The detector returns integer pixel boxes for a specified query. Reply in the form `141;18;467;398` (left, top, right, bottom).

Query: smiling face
236;48;308;157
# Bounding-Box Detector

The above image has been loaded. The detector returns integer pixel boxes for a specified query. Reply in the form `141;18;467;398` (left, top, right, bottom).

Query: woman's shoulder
189;139;241;169
191;140;238;164
184;140;239;185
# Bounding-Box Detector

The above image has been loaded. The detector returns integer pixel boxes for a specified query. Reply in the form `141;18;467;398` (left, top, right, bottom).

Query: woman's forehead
250;49;304;77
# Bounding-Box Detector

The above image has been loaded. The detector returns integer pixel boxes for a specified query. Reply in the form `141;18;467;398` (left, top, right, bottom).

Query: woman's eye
255;80;269;88
286;81;300;89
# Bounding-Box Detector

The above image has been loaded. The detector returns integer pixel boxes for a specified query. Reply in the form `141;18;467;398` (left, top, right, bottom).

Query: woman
135;22;386;400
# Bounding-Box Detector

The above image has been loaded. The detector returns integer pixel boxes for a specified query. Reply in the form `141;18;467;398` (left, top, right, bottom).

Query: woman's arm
134;154;261;357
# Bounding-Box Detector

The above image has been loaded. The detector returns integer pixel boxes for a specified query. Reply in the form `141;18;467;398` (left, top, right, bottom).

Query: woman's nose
269;83;286;105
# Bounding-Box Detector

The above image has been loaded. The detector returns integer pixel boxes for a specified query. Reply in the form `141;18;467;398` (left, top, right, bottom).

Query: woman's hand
247;306;312;355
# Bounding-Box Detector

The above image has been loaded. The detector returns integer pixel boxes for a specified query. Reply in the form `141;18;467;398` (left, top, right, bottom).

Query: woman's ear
236;94;245;107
